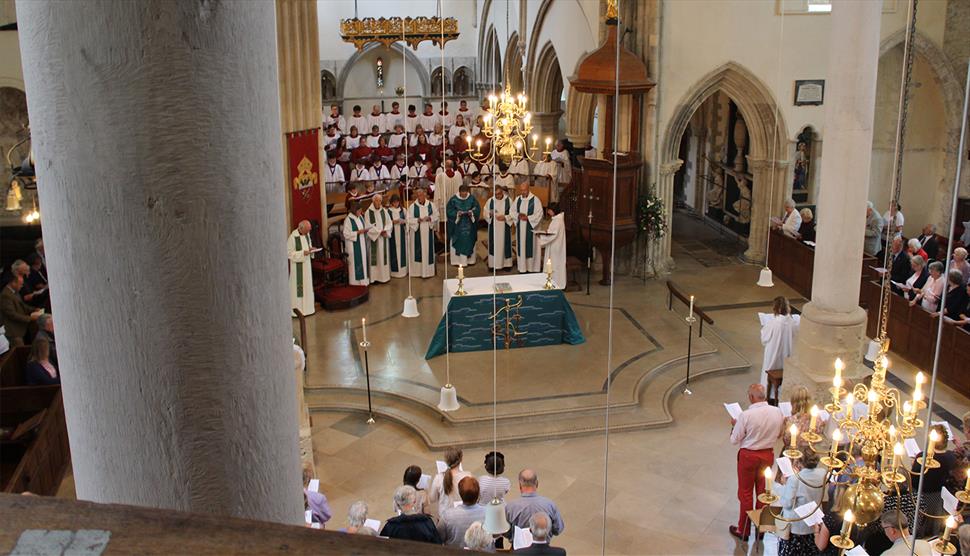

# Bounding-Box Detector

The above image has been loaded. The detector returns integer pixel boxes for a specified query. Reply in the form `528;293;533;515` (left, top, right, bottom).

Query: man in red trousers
729;383;784;540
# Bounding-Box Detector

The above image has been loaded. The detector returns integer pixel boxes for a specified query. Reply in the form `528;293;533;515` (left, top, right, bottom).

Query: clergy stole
412;202;435;263
293;234;309;298
347;216;365;281
516;195;537;259
389;207;407;272
368;208;389;265
488;197;512;258
446;195;481;257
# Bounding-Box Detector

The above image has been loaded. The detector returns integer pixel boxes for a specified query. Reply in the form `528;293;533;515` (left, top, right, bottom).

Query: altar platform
300;263;752;448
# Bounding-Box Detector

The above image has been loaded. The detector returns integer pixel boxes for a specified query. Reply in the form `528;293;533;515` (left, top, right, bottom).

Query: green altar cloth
425;290;585;359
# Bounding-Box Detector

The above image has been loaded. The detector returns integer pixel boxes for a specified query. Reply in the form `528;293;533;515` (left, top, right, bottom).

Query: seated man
514;511;566;555
876;511;932;555
380;485;441;544
1;273;42;347
438;477;486;548
505;469;564;539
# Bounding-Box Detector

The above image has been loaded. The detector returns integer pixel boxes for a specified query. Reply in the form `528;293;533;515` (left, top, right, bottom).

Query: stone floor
298;212;970;555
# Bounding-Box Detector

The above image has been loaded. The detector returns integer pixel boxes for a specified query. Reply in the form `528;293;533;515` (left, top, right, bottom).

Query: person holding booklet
759;296;799;395
287;219;321;316
342;201;371;286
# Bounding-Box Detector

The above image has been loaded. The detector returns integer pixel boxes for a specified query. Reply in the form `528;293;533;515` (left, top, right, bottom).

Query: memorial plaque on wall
794;80;824;106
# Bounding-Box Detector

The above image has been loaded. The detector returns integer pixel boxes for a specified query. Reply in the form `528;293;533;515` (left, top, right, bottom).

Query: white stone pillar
18;1;302;524
744;157;790;263
785;0;882;385
647;159;681;276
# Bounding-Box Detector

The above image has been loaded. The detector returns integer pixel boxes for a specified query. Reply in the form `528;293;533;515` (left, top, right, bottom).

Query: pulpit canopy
570;23;654;95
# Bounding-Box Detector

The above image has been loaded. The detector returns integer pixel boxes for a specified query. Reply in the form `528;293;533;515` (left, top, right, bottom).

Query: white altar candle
361;317;367;343
688;295;694;316
545;258;552;274
458;265;464;280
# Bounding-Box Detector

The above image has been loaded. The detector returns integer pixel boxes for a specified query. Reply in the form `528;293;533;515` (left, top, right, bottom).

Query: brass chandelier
471;85;552;167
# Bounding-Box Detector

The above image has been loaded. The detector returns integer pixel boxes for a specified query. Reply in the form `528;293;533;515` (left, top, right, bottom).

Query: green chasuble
446;194;481;257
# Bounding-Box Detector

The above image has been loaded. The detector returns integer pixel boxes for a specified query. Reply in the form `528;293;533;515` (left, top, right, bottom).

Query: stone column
744;157;790;263
647;159;682;276
785;0;882;386
18;2;302;524
531;111;564;146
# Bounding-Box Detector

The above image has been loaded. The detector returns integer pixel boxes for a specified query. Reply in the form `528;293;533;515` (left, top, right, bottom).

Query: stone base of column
784;301;868;398
299;425;315;474
741;244;765;265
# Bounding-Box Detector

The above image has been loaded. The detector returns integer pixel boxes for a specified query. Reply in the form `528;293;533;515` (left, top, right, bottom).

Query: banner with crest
286;128;322;227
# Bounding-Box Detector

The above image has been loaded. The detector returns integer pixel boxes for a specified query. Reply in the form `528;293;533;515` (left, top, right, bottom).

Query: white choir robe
367;113;385;133
405;115;420;134
370;165;391;189
759;314;799;387
458;161;479;181
512;193;544;273
508;158;531;185
434;171;463;216
385;112;405;132
345;135;361;149
550;149;572;203
428;133;443;147
390;163;409;184
493;173;515;191
365;206;393;283
438;111;455;128
324;163;345;194
387;206;409;278
365;134;381;148
342;214;371;286
418;113;437;132
287;229;316;316
448;126;469;143
324;114;346;133
485;196;514;269
407;200;438;278
347;115;368;134
538;213;566;289
387;133;406;149
457;108;475;126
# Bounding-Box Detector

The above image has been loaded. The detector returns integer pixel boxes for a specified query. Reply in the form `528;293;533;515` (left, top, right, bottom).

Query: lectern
570;10;654;285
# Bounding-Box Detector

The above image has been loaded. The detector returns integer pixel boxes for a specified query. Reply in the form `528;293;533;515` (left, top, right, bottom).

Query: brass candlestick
543;262;554;290
456;274;467;296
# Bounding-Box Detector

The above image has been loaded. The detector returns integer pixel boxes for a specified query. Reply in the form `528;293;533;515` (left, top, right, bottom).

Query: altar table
425;273;585;359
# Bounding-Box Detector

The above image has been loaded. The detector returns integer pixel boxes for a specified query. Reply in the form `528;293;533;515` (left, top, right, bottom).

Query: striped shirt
477;475;511;505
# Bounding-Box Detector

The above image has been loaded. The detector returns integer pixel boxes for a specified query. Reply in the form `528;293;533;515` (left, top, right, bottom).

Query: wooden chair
765;369;783;406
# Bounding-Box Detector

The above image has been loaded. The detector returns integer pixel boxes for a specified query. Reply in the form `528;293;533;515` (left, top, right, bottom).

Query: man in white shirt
773;198;801;237
729;383;784;540
367;104;385;134
385;101;405;132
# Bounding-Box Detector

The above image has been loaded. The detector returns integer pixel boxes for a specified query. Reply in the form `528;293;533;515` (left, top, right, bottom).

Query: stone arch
658;62;789;265
430;66;451;97
320;70;337;102
453;66;474;97
337;43;430;100
564;86;595;148
503;31;523;92
878;30;964;231
481;25;502;91
530;41;563;114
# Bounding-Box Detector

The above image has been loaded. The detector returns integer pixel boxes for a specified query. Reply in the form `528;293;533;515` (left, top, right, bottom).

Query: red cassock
351;145;372;163
375;145;394;163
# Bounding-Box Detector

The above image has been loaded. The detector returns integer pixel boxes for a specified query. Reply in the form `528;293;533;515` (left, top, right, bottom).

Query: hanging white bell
757;267;774;288
437;384;460;412
483;497;510;535
402;296;420;318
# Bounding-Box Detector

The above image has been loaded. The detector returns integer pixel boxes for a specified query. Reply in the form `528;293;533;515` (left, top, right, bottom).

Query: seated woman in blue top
25;337;59;385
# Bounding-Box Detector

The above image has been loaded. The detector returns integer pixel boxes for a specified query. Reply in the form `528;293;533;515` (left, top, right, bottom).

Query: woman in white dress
760;296;799;391
428;447;471;517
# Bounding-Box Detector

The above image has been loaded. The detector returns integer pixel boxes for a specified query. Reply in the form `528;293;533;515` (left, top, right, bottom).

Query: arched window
453;67;473;97
320;70;337;102
430;67;451;98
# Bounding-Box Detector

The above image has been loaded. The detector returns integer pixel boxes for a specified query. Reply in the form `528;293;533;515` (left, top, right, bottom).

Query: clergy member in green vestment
513;181;544;273
342;201;371;286
287;219;317;316
407;187;438;278
387;194;408;278
365;193;392;283
446;185;481;266
485;185;513;269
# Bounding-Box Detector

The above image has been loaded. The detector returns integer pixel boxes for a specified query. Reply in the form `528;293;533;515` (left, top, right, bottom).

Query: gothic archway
503;32;523;93
337;43;430;101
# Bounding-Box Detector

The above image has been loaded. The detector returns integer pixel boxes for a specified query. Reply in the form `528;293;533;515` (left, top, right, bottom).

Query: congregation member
347;105;368;135
783;386;823;441
478;451;511;504
888;236;911;294
909;260;944;311
950;247;970;285
907;237;929;262
304;489;333;529
899;255;928;301
34;313;56;367
365;194;392;284
777;451;826;556
23;255;48;308
385;101;405;132
402;464;432;515
795;208;815;243
538;203;567;289
446;185;481;267
514;512;566;555
513;182;544;273
910;424;959;520
878;512;933;556
463;522;494;552
916;223;939;261
339;501;369;534
772;198;801;236
286;220;317;315
437;477;486;548
342;201;371;286
386;195;409;279
941;270;968;319
324;104;346;132
12;260;43;308
25;337;59;386
381;485;442;544
883;200;904;237
759;296;798;392
864;202;884;257
408;187;438;278
430;447;472;516
549;140;572;203
485;185;514;270
505;469;565;539
729;383;785;540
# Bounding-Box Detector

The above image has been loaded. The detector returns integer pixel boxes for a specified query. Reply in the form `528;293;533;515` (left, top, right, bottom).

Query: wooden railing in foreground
860;280;970;393
0;493;479;555
665;281;714;337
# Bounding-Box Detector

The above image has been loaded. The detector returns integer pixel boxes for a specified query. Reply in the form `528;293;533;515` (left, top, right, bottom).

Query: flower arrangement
637;189;667;239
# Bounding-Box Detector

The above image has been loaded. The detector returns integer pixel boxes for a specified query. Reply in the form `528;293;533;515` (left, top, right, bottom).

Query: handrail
665;280;714;336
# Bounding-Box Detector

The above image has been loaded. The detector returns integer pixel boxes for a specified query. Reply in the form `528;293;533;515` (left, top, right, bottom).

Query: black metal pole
586;212;593;295
684;318;694;396
362;344;375;423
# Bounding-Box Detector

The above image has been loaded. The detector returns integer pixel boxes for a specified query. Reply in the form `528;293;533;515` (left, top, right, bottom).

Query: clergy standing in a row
447;185;481;266
434;160;463;218
408;187;438;278
513;182;544;273
366;194;392;284
387;194;408;278
538;203;566;289
485;185;513;270
342;201;371;286
287;219;317;316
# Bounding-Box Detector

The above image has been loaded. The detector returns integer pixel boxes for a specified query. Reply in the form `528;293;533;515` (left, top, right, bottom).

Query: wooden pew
767;229;878;301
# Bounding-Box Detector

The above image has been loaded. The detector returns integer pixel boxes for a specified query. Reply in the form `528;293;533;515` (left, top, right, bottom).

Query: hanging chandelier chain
877;0;919;343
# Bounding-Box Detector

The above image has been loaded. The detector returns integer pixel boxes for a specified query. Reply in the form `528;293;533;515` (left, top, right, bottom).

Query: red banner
286;128;322;227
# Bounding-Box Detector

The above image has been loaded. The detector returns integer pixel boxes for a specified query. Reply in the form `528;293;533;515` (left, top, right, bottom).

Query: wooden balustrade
767;229;879;300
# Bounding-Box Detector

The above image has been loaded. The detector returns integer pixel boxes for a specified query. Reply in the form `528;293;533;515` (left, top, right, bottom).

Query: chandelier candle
830;429;841;458
362;317;367;343
809;405;818;432
790;424;798;448
764;467;773;496
845;393;854;420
